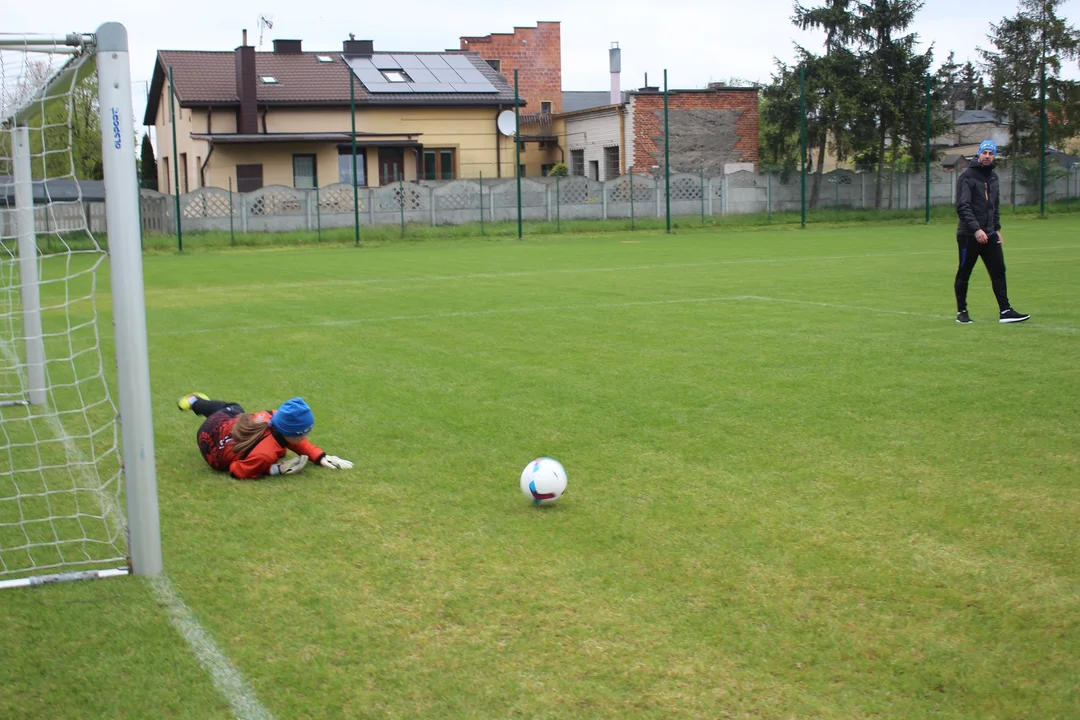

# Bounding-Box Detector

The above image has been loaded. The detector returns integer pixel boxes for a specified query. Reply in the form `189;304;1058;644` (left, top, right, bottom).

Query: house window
486;59;501;72
518;141;526;153
338;148;367;186
260;76;279;84
423;148;455;181
519;164;526;177
179;152;189;193
569;149;585;177
317;55;334;63
589;160;599;181
540;101;552;114
196;156;202;187
382;70;409;83
541;163;554;176
293;154;317;188
162;156;170;194
604;146;620;180
236;164;264;193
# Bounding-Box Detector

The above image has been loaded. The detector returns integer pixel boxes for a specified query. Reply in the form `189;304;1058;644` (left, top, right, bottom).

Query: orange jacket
215;410;325;479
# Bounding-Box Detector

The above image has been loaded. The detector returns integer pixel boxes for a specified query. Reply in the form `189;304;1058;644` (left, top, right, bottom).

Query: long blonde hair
230;413;270;457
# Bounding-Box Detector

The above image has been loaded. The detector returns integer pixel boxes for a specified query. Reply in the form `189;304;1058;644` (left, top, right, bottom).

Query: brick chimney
343;37;374;55
273;39;302;54
235;40;258;134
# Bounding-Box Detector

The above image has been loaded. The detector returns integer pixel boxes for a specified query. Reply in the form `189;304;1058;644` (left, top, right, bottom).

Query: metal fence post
228;177;235;245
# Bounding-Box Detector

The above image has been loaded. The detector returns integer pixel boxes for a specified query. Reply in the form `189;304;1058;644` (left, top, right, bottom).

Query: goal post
0;23;161;587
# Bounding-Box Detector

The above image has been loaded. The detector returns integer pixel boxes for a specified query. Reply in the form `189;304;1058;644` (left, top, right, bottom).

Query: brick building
626;84;759;175
460;21;562;115
460;22;758;179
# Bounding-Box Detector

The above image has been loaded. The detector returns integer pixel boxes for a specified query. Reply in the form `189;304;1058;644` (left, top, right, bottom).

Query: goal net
0;25;160;588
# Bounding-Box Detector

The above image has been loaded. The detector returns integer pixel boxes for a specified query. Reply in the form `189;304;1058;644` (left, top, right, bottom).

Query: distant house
143;35;523;193
933;104;1010;154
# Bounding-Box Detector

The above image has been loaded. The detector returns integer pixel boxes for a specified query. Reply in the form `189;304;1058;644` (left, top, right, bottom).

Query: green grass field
2;216;1079;719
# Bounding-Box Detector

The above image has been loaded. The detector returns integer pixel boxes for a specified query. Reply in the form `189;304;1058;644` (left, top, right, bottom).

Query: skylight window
382;70;409;83
260;75;279;84
317;55;334;63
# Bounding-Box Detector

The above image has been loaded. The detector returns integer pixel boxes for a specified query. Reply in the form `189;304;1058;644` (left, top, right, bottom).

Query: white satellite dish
497;110;517;136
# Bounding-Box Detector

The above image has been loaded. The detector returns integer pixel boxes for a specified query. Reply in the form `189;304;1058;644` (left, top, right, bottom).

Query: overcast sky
8;0;1080;128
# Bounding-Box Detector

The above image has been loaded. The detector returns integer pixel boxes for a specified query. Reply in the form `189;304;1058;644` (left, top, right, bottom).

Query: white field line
141;293;1077;338
149;574;274;720
142;243;1080;298
0;340;272;719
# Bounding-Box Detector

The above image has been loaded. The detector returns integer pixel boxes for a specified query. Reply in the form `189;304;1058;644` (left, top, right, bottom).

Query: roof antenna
257;13;274;49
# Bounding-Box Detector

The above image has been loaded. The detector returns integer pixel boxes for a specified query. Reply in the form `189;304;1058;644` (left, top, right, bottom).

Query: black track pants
954;234;1010;313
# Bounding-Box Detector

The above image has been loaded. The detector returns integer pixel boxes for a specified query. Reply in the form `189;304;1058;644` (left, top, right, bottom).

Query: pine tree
140;133;158;190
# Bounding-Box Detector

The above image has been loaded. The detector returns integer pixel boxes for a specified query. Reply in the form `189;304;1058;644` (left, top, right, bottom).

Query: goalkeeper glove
319;455;353;470
270;455;308;476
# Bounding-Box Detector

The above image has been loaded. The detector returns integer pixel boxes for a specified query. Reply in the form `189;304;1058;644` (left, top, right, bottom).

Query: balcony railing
516;111;553;138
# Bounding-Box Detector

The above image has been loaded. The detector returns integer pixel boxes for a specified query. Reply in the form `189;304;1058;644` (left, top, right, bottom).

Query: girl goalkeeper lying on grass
178;393;353;480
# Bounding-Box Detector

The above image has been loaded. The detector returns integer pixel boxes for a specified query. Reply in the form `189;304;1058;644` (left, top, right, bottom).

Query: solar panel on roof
455;67;487;83
408;83;455;93
431;68;459;83
419;55;451;70
371;54;401;70
405;67;437;84
443;55;474;70
345;53;498;95
392;54;426;69
366;84;413;93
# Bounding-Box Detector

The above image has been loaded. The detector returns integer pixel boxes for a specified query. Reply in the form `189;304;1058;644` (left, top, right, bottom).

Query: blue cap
271;397;314;437
979;140;997;156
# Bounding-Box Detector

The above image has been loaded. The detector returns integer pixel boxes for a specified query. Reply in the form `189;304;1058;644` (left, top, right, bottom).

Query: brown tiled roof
145;49;518;125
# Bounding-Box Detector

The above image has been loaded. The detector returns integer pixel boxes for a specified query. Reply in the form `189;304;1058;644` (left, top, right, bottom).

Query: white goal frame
0;23;161;587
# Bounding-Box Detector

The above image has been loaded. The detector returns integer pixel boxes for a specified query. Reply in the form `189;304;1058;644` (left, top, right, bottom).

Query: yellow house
143;36;526;193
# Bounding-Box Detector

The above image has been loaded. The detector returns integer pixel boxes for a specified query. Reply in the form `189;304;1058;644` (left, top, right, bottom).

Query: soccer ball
520;457;568;505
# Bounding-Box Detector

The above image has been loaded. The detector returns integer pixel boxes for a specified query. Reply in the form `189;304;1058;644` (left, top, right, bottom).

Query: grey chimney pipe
610;43;621;106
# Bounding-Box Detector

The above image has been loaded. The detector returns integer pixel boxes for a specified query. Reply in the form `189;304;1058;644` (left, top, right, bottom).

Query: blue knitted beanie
271;397;314;437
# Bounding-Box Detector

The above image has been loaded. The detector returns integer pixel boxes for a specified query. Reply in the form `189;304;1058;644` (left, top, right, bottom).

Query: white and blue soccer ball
520;457;568;505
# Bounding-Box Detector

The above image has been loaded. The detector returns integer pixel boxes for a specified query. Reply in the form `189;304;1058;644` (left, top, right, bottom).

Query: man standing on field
954;139;1030;324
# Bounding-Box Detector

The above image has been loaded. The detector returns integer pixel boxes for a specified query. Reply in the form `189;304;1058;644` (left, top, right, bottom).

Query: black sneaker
999;308;1030;324
956;311;973;324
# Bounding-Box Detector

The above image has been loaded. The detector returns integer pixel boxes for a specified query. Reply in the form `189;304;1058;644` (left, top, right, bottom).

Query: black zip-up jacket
955;160;1001;237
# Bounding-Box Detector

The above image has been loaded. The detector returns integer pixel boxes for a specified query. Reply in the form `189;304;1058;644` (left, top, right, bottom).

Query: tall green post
925;73;931;224
700;166;705;226
168;66;182;251
479;171;485;235
228;176;235;245
799;65;806;228
629;170;635;230
350;71;360;246
663;69;671;234
514;69;522;240
1040;65;1047;216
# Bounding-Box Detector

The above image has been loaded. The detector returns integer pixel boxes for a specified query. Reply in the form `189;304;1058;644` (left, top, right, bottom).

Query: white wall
565;108;622;180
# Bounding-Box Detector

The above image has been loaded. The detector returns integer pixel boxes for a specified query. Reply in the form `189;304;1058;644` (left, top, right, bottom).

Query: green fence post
799;65;806;228
630;170;635;230
315;181;322;242
350;71;360;247
514;69;522;240
398;170;405;238
925;73;932;224
700;166;705;226
228;176;235;246
663;69;671;234
556;175;561;232
479;171;485;236
168;66;182;252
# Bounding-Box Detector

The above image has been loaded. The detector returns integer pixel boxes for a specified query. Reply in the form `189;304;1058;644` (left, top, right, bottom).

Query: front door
378;147;405;185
